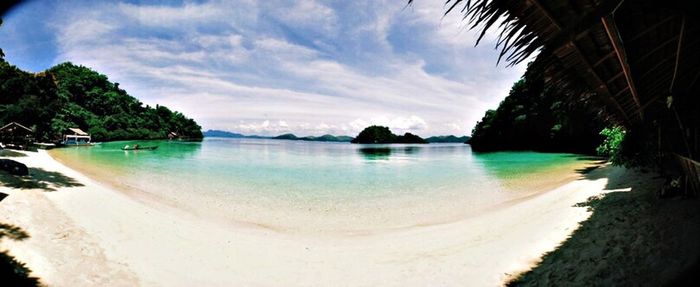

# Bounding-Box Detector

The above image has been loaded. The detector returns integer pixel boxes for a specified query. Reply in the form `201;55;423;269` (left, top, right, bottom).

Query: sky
0;0;527;137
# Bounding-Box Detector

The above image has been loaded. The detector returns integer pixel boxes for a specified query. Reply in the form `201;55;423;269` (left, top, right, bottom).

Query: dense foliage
597;125;659;168
352;126;395;143
0;59;202;142
0;20;3;59
272;133;298;140
351;125;427;144
395;132;427;144
425;135;470;143
597;126;626;164
469;67;605;154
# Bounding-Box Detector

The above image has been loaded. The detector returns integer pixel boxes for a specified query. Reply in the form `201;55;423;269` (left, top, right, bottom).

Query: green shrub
597;126;626;164
597;126;657;168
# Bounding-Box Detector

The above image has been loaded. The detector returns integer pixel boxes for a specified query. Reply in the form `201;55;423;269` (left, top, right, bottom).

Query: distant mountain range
201;130;266;139
203;130;352;142
424;135;471;143
272;133;354;142
204;130;469;144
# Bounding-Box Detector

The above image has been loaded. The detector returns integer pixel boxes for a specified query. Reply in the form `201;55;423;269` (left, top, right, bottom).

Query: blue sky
0;0;526;137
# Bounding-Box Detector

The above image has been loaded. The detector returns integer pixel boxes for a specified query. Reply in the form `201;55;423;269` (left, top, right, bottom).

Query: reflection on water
57;140;202;170
471;151;573;180
359;147;392;160
357;145;423;160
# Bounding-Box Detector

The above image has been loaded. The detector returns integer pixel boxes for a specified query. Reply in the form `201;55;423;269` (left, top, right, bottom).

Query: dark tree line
469;66;606;154
0;59;203;142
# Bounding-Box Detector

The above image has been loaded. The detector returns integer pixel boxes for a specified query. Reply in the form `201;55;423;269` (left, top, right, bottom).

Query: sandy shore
1;150;618;286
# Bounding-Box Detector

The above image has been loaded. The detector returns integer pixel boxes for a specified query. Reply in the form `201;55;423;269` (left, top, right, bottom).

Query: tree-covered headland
469;64;606;154
0;59;202;142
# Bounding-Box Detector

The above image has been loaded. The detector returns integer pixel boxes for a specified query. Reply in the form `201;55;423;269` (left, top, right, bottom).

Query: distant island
0;59;203;142
204;129;468;144
273;133;354;142
201;130;246;138
203;130;353;142
201;130;265;139
425;135;471;143
351;125;427;144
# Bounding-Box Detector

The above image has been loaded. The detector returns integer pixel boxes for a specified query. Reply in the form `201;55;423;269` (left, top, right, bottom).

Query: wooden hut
63;128;92;145
424;0;700;194
0;122;34;150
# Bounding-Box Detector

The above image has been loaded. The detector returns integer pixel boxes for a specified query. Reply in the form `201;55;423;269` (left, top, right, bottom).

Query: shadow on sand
507;165;700;286
0;168;84;192
0;150;27;158
0;223;40;287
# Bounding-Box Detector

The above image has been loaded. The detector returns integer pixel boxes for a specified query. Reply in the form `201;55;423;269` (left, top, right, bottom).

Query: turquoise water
51;138;589;232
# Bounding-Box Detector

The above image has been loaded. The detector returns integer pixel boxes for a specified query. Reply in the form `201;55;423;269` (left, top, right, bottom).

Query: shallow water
50;138;592;233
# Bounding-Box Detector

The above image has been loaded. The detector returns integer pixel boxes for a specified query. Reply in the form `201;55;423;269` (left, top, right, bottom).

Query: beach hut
63;128;91;145
0;122;35;150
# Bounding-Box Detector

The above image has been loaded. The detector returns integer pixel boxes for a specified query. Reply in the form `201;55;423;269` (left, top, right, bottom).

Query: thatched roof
0;122;33;134
67;128;89;136
417;0;699;127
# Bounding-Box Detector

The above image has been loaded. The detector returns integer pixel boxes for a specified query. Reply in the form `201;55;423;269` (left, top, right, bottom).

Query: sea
50;138;593;233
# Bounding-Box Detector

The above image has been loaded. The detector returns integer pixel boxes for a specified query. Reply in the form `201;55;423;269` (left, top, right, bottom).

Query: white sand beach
1;150;625;286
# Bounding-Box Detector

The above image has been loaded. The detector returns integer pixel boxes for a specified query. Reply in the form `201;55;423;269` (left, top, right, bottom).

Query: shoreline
1;149;617;286
47;145;597;235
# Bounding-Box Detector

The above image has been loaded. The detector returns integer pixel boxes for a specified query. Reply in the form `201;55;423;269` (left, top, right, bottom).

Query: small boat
122;145;158;151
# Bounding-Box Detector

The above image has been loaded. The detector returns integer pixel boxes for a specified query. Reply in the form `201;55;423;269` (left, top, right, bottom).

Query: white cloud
194;34;243;48
53;17;116;49
117;1;228;27
36;0;528;137
266;0;338;35
254;37;318;59
349;116;428;135
235;120;290;135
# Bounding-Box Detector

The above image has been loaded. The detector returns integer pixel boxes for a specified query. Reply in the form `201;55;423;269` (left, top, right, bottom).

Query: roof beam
526;0;630;122
602;15;643;120
527;0;561;30
636;35;680;64
570;43;631;122
613;86;630;98
640;94;662;111
629;15;676;42
670;14;686;93
593;51;617;67
639;57;671;80
607;71;625;84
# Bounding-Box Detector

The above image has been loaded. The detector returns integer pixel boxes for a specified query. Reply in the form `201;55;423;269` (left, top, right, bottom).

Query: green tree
0;60;203;142
352;125;396;143
596;125;658;168
596;126;625;162
351;126;427;144
0;19;4;59
469;65;605;154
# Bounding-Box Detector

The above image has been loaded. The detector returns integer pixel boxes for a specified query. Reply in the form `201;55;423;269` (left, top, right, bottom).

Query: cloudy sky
0;0;526;137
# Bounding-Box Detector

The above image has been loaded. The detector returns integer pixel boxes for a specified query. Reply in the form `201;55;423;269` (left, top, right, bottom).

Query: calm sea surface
50;138;591;232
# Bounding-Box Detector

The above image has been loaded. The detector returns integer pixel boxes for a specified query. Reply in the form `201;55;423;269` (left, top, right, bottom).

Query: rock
0;159;29;176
